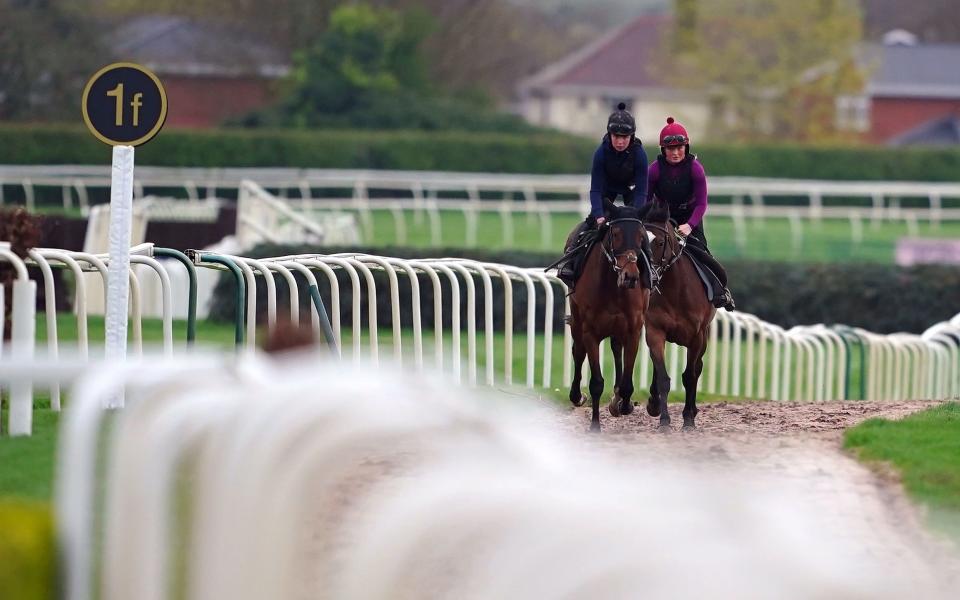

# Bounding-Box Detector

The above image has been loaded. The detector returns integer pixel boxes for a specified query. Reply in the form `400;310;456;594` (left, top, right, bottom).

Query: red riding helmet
659;117;689;147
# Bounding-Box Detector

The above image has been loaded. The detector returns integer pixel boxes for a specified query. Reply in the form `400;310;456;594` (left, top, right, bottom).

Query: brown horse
626;200;715;429
567;200;653;431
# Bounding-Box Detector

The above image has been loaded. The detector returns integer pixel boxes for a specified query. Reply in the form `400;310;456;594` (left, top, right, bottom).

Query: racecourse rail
4;166;960;252
1;241;958;436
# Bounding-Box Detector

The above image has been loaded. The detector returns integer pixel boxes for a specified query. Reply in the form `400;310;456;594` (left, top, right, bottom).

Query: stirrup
721;288;735;311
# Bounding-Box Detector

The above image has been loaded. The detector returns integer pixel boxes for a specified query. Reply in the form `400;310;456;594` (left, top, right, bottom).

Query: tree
268;4;430;125
98;0;589;105
243;3;533;131
672;0;865;142
0;1;107;120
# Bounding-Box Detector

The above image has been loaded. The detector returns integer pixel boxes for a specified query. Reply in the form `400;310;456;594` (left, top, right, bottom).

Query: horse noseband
601;218;646;275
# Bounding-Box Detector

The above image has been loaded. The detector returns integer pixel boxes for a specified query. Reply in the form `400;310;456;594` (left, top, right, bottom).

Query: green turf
0;396;58;501
844;403;960;540
344;208;960;263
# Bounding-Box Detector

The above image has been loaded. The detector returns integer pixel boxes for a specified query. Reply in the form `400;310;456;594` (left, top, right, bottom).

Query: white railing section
2;245;958;436
10;355;913;600
4;167;960;253
4;164;960;216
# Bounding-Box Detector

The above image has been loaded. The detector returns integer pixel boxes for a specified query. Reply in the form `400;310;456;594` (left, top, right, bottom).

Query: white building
517;15;711;144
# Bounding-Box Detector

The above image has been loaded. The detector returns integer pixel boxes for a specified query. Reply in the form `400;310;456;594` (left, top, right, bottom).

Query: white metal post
105;145;135;408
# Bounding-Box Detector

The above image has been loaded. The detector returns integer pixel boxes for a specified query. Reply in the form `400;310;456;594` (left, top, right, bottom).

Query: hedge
208;245;960;335
0;500;54;600
2;123;960;180
0;124;591;173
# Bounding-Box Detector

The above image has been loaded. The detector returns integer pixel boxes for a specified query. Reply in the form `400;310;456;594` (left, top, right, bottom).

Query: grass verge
844;402;960;541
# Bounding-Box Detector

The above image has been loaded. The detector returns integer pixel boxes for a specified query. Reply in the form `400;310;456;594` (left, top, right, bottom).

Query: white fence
4;165;960;222
2;243;959;435
5;166;960;256
15;354;927;600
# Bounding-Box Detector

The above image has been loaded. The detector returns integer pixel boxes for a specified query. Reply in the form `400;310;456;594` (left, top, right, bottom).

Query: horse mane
643;199;670;224
609;203;642;221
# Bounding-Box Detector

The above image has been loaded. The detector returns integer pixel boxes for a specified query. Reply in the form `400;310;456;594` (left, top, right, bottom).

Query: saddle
548;227;654;292
681;240;725;306
547;228;602;290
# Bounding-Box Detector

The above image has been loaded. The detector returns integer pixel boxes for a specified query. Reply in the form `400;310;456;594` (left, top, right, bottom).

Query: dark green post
833;325;865;400
190;251;245;348
154;248;197;345
309;284;339;355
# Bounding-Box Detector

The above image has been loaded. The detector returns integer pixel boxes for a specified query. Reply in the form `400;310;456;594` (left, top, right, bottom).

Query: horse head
601;198;650;290
643;199;682;277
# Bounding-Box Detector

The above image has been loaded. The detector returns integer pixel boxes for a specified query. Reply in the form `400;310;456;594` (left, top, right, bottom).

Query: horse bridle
644;222;685;294
600;217;656;282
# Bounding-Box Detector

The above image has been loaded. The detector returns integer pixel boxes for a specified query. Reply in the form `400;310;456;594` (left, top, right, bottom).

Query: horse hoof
619;400;634;416
608;401;621;417
658;422;672;433
571;394;586;408
646;398;660;417
682;422;696;431
590;422;601;433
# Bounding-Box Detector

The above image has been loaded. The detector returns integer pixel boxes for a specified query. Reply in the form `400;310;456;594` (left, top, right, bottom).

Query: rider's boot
720;287;735;311
558;263;576;288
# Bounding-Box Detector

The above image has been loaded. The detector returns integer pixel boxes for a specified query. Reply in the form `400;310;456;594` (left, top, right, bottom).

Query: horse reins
644;222;686;294
600;218;657;284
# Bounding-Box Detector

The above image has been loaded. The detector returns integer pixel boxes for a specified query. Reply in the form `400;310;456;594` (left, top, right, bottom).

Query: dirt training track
562;398;960;596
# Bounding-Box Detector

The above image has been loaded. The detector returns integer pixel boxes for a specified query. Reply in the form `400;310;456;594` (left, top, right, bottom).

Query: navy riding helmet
607;102;636;136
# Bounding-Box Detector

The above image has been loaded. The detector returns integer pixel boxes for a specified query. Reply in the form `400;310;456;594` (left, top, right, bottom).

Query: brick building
110;16;290;128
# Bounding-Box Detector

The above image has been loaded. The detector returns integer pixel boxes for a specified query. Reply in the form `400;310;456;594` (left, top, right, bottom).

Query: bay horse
567;200;653;431
614;199;715;429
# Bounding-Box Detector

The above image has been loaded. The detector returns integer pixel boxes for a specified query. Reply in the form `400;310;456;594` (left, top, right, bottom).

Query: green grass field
844;402;960;541
0;396;58;501
348;208;960;263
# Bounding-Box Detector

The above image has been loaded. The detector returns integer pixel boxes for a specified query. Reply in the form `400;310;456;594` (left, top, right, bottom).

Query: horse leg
615;330;641;416
682;334;708;429
585;337;604;432
646;366;660;417
645;329;672;429
608;337;625;416
569;336;587;408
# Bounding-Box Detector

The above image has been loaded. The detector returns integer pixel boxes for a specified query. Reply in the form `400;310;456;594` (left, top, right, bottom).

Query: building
856;31;960;144
516;15;711;145
888;115;960;146
110;16;290;128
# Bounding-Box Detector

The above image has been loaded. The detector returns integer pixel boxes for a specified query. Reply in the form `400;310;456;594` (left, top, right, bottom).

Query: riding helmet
607;102;636;136
659;117;690;148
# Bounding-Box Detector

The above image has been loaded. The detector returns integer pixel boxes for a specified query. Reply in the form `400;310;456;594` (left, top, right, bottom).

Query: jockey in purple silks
647;117;735;310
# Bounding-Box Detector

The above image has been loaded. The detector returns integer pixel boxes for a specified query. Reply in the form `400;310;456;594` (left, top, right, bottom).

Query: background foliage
3;124;960;180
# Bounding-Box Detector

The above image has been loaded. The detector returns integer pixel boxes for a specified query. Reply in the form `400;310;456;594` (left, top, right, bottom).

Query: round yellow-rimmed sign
82;62;167;146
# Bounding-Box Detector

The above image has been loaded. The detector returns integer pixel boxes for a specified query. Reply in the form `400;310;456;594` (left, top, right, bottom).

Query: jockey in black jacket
557;102;647;285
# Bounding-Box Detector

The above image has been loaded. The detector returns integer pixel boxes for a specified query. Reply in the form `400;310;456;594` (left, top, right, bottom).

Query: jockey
556;102;648;285
646;116;735;310
588;102;648;225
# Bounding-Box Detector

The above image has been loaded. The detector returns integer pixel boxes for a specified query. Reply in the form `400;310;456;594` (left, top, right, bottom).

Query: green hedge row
208;245;960;335
2;123;960;180
0;500;54;600
0;124;590;173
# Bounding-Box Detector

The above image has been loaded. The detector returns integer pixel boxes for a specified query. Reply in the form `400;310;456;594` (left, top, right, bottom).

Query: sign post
82;62;166;407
